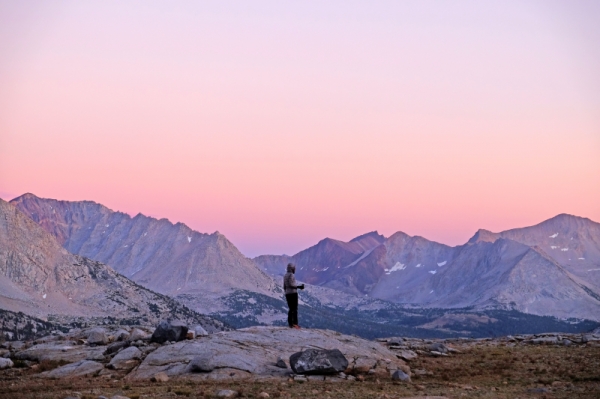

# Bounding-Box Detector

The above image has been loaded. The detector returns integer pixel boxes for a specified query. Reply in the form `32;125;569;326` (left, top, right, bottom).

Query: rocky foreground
0;325;599;398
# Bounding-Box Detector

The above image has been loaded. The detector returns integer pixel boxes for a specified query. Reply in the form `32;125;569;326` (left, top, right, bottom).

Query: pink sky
1;1;599;257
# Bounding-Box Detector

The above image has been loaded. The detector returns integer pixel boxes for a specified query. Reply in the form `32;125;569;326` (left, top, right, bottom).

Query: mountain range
253;215;600;321
3;192;600;338
10;193;277;313
0;198;225;332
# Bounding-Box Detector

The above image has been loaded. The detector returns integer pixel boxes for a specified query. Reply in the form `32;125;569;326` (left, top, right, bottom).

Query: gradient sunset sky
1;1;599;257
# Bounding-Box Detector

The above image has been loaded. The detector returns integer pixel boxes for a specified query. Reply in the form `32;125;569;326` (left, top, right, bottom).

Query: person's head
287;263;296;273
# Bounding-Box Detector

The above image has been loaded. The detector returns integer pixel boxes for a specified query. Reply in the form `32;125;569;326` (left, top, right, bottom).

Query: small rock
151;372;169;382
0;358;14;369
399;350;417;361
346;375;356;381
215;389;238;398
563;339;572;346
428;343;448;353
257;393;270;398
111;396;131;399
352;357;377;374
293;375;307;383
275;356;287;368
193;325;208;337
391;369;411;382
430;351;449;357
186;331;196;340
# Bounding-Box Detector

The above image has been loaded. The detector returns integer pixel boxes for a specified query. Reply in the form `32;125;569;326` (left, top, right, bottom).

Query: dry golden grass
0;343;598;398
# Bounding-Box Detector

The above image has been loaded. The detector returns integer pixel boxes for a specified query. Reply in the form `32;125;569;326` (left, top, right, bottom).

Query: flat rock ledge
126;327;407;381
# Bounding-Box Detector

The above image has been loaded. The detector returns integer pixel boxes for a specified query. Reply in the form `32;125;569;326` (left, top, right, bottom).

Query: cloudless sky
1;1;599;257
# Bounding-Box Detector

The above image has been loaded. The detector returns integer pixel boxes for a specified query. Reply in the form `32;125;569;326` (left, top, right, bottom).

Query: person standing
283;263;304;329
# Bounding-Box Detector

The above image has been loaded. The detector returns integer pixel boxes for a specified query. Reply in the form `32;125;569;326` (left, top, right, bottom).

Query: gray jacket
283;272;298;294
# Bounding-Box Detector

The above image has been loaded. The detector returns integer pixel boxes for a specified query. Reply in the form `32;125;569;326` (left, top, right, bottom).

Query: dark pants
285;293;298;327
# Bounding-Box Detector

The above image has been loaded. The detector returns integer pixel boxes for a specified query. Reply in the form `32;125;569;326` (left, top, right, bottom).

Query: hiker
283;263;304;329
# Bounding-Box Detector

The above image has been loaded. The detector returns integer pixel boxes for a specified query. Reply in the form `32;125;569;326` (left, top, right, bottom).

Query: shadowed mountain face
0;199;224;329
255;216;600;321
10;194;276;301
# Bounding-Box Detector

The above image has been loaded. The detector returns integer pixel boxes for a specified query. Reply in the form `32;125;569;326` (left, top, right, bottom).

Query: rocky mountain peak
0;199;224;328
467;229;500;244
10;193;277;309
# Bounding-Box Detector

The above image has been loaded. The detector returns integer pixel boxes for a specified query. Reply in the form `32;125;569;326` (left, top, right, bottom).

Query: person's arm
289;274;305;289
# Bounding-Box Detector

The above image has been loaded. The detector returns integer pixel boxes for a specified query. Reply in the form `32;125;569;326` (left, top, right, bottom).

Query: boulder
43;360;103;378
289;349;348;375
87;328;108;345
108;346;142;370
105;341;129;355
0;358;14;369
128;327;406;380
15;342;105;363
86;327;108;345
150;321;188;344
399;350;417;361
531;337;559;345
128;328;149;342
428;343;448;354
114;329;130;341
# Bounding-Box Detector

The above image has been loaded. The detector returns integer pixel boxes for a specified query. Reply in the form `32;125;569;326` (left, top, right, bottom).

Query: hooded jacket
283;264;299;295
